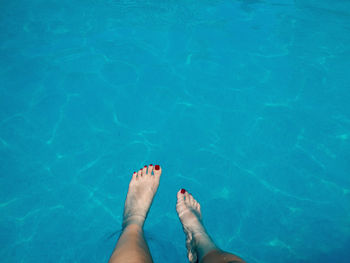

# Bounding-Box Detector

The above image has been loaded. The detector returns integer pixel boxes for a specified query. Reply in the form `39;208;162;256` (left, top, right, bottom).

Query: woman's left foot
122;164;162;228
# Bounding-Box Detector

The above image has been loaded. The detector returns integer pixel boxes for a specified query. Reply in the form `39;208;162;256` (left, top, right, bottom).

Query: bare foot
176;189;216;263
122;164;162;229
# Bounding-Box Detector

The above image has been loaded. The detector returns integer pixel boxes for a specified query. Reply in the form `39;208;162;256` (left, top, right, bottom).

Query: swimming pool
0;0;349;262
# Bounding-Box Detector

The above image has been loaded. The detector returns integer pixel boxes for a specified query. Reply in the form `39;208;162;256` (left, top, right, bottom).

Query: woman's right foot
176;189;217;263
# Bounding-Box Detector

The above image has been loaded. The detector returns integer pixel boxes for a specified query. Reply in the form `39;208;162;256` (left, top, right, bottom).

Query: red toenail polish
149;164;153;166
155;165;160;170
144;165;147;168
181;189;186;194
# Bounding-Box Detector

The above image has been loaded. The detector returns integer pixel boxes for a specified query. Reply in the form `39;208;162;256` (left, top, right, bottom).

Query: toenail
144;165;147;168
181;189;186;194
149;164;153;166
155;165;160;170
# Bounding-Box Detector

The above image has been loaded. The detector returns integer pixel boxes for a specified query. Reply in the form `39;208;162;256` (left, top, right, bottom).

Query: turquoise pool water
1;0;350;262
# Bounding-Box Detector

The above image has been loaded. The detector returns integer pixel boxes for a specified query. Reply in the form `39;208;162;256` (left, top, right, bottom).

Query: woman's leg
108;224;153;263
109;165;162;263
200;249;245;263
176;189;246;263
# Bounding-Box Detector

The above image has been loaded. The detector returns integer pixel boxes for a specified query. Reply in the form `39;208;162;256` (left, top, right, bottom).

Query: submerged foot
122;164;162;229
176;189;211;263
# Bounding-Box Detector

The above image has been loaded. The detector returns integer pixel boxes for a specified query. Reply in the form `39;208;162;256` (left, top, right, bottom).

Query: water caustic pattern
0;0;350;262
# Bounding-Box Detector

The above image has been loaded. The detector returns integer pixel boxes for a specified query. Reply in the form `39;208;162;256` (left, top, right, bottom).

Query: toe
137;169;142;178
132;171;137;181
147;164;153;176
177;189;186;203
188;194;195;206
184;192;191;205
142;165;147;176
153;164;162;180
176;190;186;213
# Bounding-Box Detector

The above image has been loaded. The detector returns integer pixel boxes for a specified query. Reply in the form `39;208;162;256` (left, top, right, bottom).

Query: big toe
153;165;162;180
176;189;187;215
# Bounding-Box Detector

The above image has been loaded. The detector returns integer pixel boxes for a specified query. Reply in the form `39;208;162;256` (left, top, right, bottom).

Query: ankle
122;223;143;234
122;215;145;229
193;232;218;261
